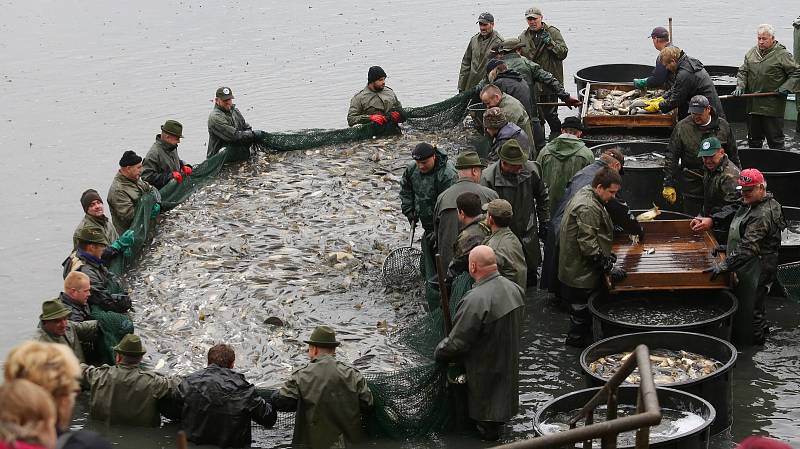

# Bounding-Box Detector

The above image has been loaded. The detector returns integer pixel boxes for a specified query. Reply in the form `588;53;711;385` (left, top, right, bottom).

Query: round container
580;331;737;435
574;64;654;99
589;141;668;210
534;385;715;449
588;290;738;341
738;148;800;208
780;206;800;265
705;65;745;123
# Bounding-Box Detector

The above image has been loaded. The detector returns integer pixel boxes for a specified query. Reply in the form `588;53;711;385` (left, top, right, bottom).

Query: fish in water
589;349;723;385
587;88;666;116
636;204;661;222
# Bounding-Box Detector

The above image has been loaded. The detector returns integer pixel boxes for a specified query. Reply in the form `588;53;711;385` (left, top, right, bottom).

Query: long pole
435;253;453;334
719;92;781;100
668;17;673;43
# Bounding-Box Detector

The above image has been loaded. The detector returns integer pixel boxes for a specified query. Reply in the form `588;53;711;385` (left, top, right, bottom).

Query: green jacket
536;134;594;211
702;155;740;243
35;321;98;364
736;42;800;117
483;227;528;291
107;172;156;235
277;354;373;449
433;178;498;269
82;364;177;427
142;136;182;189
72;213;118;249
434;271;524;422
722;194;785;276
519;23;568;90
558;185;614;289
400;150;458;233
452;217;491;265
498;94;534;151
459;30;504;92
207;104;254;159
501;52;567;105
347;86;403;127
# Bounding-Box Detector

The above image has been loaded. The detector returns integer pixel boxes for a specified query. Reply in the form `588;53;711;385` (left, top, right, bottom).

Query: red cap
737;168;765;188
736;436;792;449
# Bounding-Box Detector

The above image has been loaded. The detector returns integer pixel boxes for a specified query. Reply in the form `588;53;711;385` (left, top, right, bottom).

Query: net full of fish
586;88;666;116
589;349;723;385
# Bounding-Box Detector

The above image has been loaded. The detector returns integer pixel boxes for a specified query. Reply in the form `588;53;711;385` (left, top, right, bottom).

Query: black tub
705;65;745;123
589;141;668;210
574;64;654;98
781;206;800;265
738;148;800;207
535;386;715;449
580;331;736;435
589;290;738;341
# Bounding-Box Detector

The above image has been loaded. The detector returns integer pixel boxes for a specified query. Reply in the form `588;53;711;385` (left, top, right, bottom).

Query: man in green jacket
518;7;569;138
459;12;504;93
481;84;534;156
446;192;492;282
142;120;192;189
82;334;179;426
558;168;626;347
733;24;800;149
73;189;118;249
272;326;373;449
536;116;594;212
482;199;527;291
689;137;741;244
35;299;98;364
347;66;404;128
435;245;524;441
107;150;161;235
481;140;549;287
207;86;266;160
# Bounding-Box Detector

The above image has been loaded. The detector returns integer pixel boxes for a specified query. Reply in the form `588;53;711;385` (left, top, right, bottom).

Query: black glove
702;262;726;281
254;130;267;141
609;266;627;282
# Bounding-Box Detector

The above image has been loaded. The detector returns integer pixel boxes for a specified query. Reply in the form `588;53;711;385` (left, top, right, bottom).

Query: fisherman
733;24;800;149
60;271;92;322
650;46;725;120
434;245;524;441
486;59;537;132
177;344;276;447
480;85;535;157
82;334;179;426
207;86;267;160
62;227;132;314
689;137;741;244
347;65;405;128
73;189;118;249
518;7;569;139
705;169;786;345
272;325;373;449
141;120;193;189
35;299;98;364
458;13;504;94
481;140;549;287
400;142;457;310
558;168;626;347
107;150;161;235
663;95;740;216
482;199;527;290
632;27;673;89
482;107;531;162
446;192;492;281
536;116;594;211
433;151;498;272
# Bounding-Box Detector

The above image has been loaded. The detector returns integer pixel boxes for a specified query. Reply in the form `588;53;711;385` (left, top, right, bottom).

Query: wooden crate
609;220;729;292
582;82;677;129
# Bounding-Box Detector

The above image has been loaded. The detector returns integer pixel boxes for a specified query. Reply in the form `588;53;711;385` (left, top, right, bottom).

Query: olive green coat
501;52;567;106
347;86;403;126
736;42;800;117
400;150;458;233
721;194;785;278
702;155;740;243
82;364;176;427
35;321;98;364
458;30;504;92
434;272;524;422
536;134;594;211
207;104;254;159
142;136;181;189
483;227;527;291
452;217;491;263
519;23;568;87
72;213;118;249
558;185;614;289
107;173;156;235
498;95;534;151
278;354;373;449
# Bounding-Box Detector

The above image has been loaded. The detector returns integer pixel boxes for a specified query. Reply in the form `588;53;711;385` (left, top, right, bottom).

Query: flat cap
483;199;513;218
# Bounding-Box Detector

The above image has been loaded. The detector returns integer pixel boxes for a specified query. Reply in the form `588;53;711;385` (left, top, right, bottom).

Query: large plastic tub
574;64;654;98
738;148;800;207
589;141;668;210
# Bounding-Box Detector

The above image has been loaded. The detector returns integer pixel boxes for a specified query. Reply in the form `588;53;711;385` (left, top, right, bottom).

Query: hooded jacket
536;134;595;210
659;51;725;120
489;123;531;162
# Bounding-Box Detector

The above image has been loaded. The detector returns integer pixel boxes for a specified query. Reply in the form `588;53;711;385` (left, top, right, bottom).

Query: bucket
738;148;800;207
580;331;736;435
589;141;668;210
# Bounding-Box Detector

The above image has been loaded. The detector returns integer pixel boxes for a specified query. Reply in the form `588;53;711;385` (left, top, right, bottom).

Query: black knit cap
412;142;436;160
486;59;504;74
119;150;142;167
80;189;102;213
368;66;387;84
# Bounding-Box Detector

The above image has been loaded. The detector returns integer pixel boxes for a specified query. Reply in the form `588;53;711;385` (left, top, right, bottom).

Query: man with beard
347;65;404;128
458;12;504;93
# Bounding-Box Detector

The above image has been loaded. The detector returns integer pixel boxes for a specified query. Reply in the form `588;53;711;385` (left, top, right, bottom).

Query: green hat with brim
304;325;340;348
455;151;487;169
498;139;528;165
160;119;184;138
76;227;108;246
113;334;147;356
483;199;513;218
501;38;524;52
698;136;722;157
40;299;71;321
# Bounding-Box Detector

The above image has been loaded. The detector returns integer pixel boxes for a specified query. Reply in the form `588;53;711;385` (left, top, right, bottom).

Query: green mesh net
777;262;800;302
89;305;134;365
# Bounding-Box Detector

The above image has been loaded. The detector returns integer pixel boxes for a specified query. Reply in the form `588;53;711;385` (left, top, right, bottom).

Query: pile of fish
602;298;726;326
586;88;666;116
589;349;723;384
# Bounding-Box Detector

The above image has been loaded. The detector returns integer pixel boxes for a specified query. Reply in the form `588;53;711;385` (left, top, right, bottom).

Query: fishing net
89;305;134;365
777;262;800;302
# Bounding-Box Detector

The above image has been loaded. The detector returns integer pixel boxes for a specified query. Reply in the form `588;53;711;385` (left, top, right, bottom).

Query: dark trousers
539;94;561;139
747;114;785;149
475;421;504;441
531;120;547;156
561;284;594;346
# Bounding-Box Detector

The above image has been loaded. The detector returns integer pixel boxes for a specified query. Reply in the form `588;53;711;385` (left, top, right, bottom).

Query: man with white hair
733;24;800;149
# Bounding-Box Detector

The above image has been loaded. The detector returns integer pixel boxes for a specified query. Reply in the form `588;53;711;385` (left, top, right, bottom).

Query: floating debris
589;349;723;384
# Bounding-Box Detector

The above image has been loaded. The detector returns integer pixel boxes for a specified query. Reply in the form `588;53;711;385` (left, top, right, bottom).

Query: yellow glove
662;186;677;205
644;96;665;113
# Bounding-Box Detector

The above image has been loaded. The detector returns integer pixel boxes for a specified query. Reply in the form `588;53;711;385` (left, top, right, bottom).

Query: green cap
215;86;234;100
76;227;108;246
160;120;184;138
483;199;513;218
501;38;524;52
304;325;340;348
455;151;486;169
40;299;71;321
483;107;508;129
525;7;543;18
698;137;722;157
498;139;528;165
114;334;146;356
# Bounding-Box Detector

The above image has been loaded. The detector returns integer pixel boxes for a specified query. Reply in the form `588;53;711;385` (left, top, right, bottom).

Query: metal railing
496;344;661;449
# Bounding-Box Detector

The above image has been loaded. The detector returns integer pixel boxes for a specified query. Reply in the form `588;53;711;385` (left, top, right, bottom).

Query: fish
636;204;661;222
589;349;723;385
586;88;666;116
